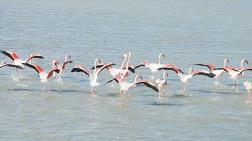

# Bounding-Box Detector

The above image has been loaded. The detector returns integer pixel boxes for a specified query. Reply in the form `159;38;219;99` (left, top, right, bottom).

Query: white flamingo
194;58;229;85
159;67;215;95
156;71;169;99
92;52;135;79
71;59;115;95
226;59;249;91
134;53;179;79
106;74;159;104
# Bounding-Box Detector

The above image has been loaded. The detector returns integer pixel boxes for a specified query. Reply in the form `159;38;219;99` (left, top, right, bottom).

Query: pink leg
236;80;239;92
91;87;96;95
183;83;188;95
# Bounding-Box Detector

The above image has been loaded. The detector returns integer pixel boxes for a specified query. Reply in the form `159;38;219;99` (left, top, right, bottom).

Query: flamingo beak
245;60;249;64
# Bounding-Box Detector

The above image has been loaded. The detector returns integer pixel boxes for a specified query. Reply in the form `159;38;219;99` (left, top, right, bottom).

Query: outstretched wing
0;50;18;61
71;65;90;76
135;81;159;92
25;53;44;63
193;71;215;78
212;67;228;72
96;63;116;75
62;60;73;70
22;63;40;73
194;64;215;70
134;63;145;69
105;78;119;85
124;65;135;73
158;66;184;74
238;68;252;75
47;69;60;79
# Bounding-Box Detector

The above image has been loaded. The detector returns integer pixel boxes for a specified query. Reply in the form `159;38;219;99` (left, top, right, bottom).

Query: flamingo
92;52;135;79
22;63;60;93
23;63;60;82
52;55;73;80
106;74;158;104
159;67;215;94
226;59;249;91
134;53;179;79
0;50;44;80
243;81;252;102
0;50;44;68
227;69;252;91
194;58;229;85
156;71;169;99
71;59;115;95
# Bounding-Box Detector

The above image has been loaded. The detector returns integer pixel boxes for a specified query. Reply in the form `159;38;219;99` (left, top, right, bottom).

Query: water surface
1;0;252;140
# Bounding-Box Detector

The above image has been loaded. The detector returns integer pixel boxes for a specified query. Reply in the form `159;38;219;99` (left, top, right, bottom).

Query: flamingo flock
1;50;252;104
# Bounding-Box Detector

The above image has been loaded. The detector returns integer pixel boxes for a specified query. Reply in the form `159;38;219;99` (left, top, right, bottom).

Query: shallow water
1;0;252;140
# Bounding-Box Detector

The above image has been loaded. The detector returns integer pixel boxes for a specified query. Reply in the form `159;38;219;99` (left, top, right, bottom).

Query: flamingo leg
236;80;239;92
214;78;219;85
183;82;187;95
57;72;63;82
42;83;49;94
46;83;50;94
232;80;235;89
120;90;123;105
91;87;96;95
15;68;20;81
158;86;161;99
162;86;167;96
125;91;130;104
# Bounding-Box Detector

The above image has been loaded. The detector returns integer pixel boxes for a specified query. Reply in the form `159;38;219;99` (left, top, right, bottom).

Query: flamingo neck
158;53;165;64
240;59;247;69
125;52;131;72
158;56;161;64
120;55;127;69
188;68;193;74
134;75;139;83
162;72;167;80
94;60;97;75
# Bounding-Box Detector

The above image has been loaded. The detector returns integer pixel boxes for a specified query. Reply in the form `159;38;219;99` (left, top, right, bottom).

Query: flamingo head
64;55;71;62
163;71;169;77
128;52;132;57
122;53;127;59
241;59;248;65
52;59;60;68
94;58;102;66
159;53;166;59
223;58;229;66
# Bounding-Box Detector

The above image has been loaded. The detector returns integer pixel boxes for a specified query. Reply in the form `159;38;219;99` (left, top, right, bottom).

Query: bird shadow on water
146;101;183;106
192;89;242;95
9;88;85;94
106;92;119;97
10;88;41;92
